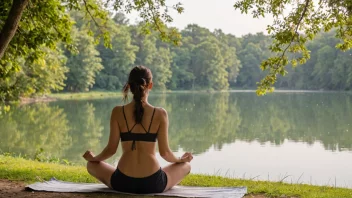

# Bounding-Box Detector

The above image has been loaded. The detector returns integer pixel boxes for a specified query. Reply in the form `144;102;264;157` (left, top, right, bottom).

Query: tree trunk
0;0;29;60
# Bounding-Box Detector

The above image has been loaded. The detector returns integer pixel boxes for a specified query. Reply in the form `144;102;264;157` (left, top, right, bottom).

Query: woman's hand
180;152;193;163
83;150;97;162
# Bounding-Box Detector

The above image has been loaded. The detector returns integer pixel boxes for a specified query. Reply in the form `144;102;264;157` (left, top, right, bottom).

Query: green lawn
1;155;351;197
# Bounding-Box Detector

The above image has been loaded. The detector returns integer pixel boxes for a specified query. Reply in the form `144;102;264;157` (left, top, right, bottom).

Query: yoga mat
26;178;247;198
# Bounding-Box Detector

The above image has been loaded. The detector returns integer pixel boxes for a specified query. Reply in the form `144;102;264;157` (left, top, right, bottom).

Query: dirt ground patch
0;179;265;198
0;179;117;198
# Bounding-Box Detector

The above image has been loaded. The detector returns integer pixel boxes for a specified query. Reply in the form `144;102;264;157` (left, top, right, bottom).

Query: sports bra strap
141;124;148;133
130;123;137;133
147;108;156;133
122;106;130;132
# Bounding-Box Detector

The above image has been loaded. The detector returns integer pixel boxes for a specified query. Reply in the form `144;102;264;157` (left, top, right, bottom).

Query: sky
127;0;274;37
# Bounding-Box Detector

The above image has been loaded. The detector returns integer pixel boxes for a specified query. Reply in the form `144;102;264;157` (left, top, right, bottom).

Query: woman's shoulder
152;106;168;117
111;105;168;117
111;105;124;114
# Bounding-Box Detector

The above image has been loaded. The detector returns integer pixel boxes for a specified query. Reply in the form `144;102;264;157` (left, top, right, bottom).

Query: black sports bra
120;105;157;150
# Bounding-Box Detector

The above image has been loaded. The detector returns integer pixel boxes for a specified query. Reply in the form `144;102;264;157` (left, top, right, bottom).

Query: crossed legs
86;161;115;189
86;161;191;192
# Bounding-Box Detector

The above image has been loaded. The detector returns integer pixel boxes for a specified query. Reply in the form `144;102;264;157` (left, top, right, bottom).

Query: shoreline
1;155;351;198
14;89;352;105
20;96;57;104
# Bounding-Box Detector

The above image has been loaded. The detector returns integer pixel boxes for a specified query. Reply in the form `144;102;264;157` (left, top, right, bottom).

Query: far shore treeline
3;11;352;101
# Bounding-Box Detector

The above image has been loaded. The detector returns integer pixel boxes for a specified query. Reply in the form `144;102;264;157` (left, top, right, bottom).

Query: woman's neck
132;95;149;104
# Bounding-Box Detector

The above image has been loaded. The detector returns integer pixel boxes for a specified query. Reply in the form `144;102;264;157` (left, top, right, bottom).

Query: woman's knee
183;162;191;174
86;161;97;174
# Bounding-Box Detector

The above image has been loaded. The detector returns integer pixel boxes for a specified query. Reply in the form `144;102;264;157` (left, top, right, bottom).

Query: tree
0;46;68;102
236;42;266;88
181;24;213;45
191;39;228;90
95;16;138;90
331;51;352;90
19;47;68;95
0;0;29;59
168;42;195;90
0;0;76;103
64;28;103;92
2;0;352;102
131;27;172;90
312;45;336;89
150;47;172;90
0;0;183;60
112;12;130;25
213;29;242;86
272;30;352;91
166;25;212;90
234;0;352;95
0;0;183;102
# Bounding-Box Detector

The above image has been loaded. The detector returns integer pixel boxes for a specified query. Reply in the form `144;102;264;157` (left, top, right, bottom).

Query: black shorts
110;168;168;194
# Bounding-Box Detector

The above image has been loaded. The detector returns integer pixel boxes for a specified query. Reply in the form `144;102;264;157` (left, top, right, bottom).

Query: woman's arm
157;108;183;163
92;106;120;161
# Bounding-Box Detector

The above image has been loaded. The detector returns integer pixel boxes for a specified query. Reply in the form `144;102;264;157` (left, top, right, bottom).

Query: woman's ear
148;82;153;90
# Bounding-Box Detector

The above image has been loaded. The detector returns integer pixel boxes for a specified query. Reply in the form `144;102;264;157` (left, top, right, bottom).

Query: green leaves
191;38;229;90
106;0;184;45
95;19;138;90
234;0;352;95
1;0;351;103
1;0;183;102
0;0;75;102
64;27;103;92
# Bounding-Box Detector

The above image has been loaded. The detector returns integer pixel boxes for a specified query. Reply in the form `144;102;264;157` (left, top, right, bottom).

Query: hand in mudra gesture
180;152;193;163
83;150;96;162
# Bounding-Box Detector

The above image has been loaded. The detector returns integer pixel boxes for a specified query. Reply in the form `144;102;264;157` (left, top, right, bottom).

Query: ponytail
122;66;152;123
132;78;147;123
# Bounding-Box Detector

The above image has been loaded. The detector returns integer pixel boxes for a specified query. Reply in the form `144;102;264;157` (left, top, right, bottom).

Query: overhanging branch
273;0;310;71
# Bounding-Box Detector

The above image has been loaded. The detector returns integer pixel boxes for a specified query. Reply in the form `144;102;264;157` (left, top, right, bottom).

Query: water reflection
0;92;351;163
165;92;242;153
0;104;72;158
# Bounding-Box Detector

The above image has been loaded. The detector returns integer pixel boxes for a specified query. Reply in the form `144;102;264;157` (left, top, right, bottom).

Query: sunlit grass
1;155;352;197
0;155;95;183
49;89;235;100
49;91;122;100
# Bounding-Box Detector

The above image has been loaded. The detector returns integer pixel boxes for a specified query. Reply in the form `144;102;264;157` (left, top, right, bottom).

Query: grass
49;91;122;100
48;90;210;101
1;155;352;198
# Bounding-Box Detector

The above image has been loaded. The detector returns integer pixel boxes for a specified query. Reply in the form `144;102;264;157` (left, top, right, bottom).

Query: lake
1;92;352;188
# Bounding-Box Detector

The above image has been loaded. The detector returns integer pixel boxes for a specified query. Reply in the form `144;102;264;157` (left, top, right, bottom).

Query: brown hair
122;66;153;123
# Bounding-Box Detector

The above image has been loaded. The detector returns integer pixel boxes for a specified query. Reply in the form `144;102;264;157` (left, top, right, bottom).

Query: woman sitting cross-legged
83;65;193;194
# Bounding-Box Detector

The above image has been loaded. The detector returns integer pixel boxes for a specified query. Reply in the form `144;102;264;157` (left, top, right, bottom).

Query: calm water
1;92;352;188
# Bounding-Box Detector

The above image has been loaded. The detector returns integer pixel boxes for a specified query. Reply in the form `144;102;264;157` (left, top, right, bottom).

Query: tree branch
273;0;310;70
82;0;103;29
27;1;62;40
0;0;29;60
146;0;165;35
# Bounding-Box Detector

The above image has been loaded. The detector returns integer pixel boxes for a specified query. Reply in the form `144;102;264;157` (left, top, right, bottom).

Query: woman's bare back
116;103;161;177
